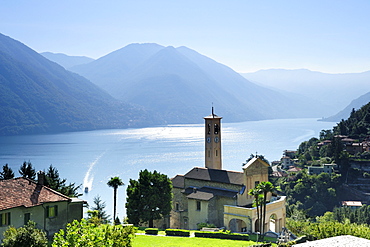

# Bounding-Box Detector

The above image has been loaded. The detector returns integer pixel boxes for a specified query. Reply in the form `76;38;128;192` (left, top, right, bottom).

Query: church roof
187;191;214;201
184;167;243;185
204;113;222;119
185;186;239;201
171;175;185;188
242;157;270;170
204;107;222;119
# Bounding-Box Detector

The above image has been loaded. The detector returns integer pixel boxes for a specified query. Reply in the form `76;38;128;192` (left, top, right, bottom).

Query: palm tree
256;181;275;238
107;176;124;223
248;187;263;234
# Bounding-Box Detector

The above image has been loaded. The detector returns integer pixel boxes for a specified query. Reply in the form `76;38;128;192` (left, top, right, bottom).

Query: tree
126;169;173;227
52;219;136;247
44;165;81;197
2;221;47;247
87;195;110;224
319;129;333;141
19;161;36;180
248;187;263;235
107;176;124;224
256;181;275;238
0;164;14;180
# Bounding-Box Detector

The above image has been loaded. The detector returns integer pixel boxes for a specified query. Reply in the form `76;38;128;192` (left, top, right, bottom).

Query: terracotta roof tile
287;166;302;172
0;177;70;211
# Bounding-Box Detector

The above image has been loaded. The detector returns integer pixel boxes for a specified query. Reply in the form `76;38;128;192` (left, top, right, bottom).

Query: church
166;109;286;233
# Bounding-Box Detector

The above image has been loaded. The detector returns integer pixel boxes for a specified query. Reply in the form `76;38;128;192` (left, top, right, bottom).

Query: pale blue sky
1;1;370;73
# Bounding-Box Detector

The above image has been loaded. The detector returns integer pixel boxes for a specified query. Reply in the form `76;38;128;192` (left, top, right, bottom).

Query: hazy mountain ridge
0;33;163;135
242;69;370;119
322;92;370;122
70;44;320;123
41;52;94;69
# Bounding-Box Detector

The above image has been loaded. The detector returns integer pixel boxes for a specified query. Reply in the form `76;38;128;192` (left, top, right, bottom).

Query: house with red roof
0;172;85;240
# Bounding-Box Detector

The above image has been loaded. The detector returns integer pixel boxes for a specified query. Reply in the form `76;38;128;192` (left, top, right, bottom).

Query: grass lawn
133;234;276;247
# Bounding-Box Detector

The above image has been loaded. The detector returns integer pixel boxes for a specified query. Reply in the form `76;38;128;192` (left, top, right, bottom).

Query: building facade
0;173;85;240
168;109;286;233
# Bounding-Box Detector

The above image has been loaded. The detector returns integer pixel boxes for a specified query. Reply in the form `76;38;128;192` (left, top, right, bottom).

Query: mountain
0;33;162;135
242;69;370;117
70;44;319;123
322;92;370;122
41;52;94;69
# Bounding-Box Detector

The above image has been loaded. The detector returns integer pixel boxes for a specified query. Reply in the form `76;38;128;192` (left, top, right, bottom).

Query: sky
1;1;370;73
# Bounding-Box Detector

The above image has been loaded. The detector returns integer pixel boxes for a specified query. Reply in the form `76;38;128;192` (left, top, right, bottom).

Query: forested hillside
0;33;163;135
333;102;370;139
272;102;370;217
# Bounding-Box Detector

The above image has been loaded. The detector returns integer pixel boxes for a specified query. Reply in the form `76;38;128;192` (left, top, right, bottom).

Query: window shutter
0;214;3;227
46;206;49;218
7;212;10;225
55;205;58;217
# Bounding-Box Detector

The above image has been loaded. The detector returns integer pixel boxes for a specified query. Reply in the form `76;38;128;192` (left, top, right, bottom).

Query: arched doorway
254;219;260;233
269;214;277;232
228;218;247;232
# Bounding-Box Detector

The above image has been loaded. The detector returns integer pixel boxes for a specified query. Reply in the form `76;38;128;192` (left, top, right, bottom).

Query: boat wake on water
83;153;105;193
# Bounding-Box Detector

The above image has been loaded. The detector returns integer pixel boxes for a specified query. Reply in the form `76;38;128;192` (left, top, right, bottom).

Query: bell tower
204;107;222;170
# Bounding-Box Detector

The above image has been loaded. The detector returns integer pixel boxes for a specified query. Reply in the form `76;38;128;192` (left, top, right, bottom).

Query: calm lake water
0;118;335;219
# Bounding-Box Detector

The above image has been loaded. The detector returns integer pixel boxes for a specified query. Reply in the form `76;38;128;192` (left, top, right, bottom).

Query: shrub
194;231;249;240
196;222;216;230
250;244;272;247
288;219;370;240
294;235;307;243
165;229;190;237
52;219;136;247
2;221;47;247
145;228;159;235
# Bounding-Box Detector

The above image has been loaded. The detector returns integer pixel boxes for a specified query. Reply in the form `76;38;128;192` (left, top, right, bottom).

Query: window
207;124;211;135
175;203;179;211
24;213;31;225
46;205;58;218
196;201;201;211
215;150;218;156
183;217;188;226
255;181;260;188
214;124;219;134
0;212;11;226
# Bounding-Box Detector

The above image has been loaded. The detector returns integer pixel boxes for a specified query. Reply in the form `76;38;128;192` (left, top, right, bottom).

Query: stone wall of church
208;196;238;228
188;199;209;230
170;187;189;229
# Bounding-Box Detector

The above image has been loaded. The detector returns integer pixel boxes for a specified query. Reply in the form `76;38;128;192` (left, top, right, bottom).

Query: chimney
37;171;45;185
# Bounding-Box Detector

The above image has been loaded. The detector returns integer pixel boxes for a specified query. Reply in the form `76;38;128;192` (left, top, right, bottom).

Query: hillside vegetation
274;102;370;214
0;33;163;135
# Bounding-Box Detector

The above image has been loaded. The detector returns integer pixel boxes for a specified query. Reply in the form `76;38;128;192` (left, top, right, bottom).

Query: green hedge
165;229;190;237
145;228;159;235
250;243;272;247
194;231;249;240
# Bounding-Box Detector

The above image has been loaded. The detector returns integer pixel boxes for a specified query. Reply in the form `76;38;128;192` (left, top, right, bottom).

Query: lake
0;118;336;220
